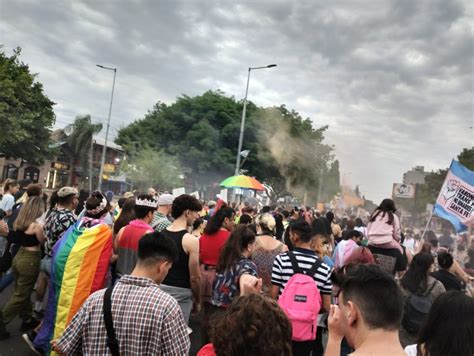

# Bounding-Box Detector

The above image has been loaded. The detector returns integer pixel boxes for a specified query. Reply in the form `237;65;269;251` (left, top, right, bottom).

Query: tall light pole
96;64;117;191
234;64;277;176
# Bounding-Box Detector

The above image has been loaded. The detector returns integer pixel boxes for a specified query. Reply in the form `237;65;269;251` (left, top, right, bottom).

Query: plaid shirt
152;212;171;232
55;275;190;355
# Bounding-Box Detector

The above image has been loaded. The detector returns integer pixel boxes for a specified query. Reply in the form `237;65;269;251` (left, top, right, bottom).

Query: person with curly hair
198;293;292;356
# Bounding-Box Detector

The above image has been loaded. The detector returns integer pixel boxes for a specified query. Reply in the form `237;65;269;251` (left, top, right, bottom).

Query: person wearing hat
43;187;78;263
151;194;174;232
33;187;79;318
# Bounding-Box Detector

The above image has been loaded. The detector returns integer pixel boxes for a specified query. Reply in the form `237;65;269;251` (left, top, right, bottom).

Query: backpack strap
287;252;302;274
103;286;120;356
287;252;323;277
307;257;324;279
424;281;437;296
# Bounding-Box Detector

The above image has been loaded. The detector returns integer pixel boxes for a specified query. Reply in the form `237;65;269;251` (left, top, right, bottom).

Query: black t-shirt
368;245;407;275
431;270;463;291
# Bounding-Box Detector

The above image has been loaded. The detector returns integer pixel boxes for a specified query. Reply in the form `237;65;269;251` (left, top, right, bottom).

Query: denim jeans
0;270;14;292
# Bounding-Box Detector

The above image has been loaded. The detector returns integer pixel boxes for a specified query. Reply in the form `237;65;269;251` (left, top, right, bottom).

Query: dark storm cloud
0;0;472;202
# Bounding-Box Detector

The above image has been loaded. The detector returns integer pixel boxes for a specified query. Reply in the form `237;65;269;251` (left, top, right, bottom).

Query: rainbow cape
34;220;112;354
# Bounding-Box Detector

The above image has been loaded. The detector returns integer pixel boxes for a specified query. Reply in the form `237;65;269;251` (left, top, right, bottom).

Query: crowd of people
0;178;473;355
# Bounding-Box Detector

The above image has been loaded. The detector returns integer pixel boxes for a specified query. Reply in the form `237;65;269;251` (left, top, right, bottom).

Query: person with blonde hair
251;213;287;294
0;196;45;339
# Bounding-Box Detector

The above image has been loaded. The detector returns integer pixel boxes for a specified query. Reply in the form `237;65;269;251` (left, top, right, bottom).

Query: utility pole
96;64;117;191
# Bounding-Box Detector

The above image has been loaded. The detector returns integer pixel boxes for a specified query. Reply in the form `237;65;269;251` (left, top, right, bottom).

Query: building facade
403;166;428;185
1;132;126;193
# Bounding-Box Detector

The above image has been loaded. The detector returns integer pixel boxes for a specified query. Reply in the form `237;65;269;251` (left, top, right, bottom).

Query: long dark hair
424;230;437;242
204;207;234;235
274;213;284;241
325;212;335;236
113;197;136;235
400;252;434;294
370;198;397;225
47;189;59;215
417;291;474;356
216;225;256;273
75;189;90;215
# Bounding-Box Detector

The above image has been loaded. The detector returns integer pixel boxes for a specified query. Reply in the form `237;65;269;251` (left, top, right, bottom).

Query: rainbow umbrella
219;175;265;191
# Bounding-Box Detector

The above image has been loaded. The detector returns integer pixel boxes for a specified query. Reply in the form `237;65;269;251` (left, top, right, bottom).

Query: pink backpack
278;252;322;342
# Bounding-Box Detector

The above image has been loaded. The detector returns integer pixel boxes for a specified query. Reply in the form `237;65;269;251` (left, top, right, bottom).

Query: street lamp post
234;64;277;176
96;64;117;192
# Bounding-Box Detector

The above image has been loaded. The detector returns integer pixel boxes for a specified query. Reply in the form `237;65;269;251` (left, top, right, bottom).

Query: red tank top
200;229;230;266
118;220;153;250
116;220;153;276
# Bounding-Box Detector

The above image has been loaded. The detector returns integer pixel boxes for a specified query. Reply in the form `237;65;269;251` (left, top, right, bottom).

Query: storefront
45;162;71;189
2;163;18;181
23;166;40;183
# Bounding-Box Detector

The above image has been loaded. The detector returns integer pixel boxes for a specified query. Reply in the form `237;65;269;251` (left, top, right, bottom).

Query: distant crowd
0;179;473;355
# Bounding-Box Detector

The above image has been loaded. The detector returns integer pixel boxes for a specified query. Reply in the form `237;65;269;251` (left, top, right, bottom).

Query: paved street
0;283;37;356
0;281;202;356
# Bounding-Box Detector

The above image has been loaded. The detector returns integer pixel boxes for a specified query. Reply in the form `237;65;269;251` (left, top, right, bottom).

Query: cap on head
158;193;174;206
57;186;78;198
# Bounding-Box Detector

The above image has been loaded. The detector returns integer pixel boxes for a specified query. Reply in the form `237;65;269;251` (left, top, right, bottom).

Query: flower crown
85;194;108;215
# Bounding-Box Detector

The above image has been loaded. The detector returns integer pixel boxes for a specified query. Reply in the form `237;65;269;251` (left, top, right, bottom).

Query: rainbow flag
34;220;112;354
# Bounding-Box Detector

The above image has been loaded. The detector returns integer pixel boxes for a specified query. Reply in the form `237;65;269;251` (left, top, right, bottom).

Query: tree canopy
116;90;340;203
120;147;184;192
66;115;103;191
0;47;55;164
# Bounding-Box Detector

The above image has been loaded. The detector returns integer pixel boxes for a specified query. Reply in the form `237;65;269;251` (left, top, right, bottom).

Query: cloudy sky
1;0;473;202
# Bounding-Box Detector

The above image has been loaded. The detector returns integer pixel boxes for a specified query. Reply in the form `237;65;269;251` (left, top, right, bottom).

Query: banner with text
433;160;474;232
393;183;416;198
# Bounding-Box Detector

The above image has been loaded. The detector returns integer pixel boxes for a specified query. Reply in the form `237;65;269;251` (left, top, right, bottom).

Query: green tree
121;147;184;191
116;91;246;187
116;91;340;202
264;176;289;204
458;147;474;170
0;47;55;163
66;115;103;192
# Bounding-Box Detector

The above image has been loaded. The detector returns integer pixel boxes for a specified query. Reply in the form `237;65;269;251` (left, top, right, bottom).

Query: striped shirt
271;247;332;295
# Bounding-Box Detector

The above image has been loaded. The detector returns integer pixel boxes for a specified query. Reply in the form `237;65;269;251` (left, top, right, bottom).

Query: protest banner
433;160;474;232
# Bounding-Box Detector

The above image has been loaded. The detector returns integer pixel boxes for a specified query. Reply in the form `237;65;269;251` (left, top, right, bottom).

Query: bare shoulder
182;232;199;253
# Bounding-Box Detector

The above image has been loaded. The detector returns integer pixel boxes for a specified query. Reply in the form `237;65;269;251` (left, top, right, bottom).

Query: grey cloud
1;0;472;202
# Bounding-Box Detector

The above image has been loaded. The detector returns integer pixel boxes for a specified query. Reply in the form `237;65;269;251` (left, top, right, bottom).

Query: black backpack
402;282;437;334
